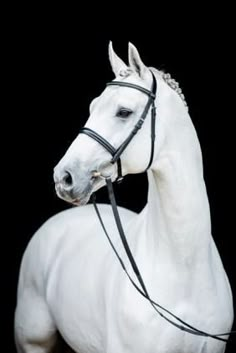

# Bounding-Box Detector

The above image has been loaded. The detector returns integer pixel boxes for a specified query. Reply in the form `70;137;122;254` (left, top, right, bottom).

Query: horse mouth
71;193;92;206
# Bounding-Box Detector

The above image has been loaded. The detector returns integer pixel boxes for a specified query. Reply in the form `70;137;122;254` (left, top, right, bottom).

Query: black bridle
80;71;157;182
79;71;235;343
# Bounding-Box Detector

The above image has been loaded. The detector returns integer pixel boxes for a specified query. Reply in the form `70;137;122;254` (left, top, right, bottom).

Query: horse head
53;42;186;206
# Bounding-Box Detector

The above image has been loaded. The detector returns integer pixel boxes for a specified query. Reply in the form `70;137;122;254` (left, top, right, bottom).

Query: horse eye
116;108;132;119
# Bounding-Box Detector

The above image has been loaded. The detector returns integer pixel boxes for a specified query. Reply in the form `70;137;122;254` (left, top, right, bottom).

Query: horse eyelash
116;108;133;119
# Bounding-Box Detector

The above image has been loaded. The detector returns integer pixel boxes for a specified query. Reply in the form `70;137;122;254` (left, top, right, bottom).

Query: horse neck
144;80;212;266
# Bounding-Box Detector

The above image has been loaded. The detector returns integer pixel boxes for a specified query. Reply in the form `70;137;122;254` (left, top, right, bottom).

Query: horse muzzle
53;161;116;206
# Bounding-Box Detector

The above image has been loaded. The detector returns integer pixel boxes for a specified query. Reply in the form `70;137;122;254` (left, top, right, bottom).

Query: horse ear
128;42;148;78
108;41;128;77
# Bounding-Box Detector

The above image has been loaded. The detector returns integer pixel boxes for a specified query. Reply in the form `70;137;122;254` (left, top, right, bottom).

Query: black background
3;9;235;352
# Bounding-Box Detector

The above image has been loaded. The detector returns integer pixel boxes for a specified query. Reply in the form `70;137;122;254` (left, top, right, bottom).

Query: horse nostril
62;171;73;187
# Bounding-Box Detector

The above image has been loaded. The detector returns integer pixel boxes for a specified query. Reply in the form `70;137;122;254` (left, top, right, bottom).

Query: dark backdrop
4;15;235;353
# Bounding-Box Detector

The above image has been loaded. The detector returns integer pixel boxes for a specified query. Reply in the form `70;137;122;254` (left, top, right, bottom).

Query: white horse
15;42;234;353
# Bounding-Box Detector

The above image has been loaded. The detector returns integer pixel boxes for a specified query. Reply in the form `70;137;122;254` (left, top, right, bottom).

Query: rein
80;71;235;343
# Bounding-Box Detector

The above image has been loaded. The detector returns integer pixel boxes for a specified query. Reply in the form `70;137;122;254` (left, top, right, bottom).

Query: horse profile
15;42;234;353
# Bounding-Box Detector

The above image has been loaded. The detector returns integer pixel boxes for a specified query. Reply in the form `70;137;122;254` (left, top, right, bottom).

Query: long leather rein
79;71;235;343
